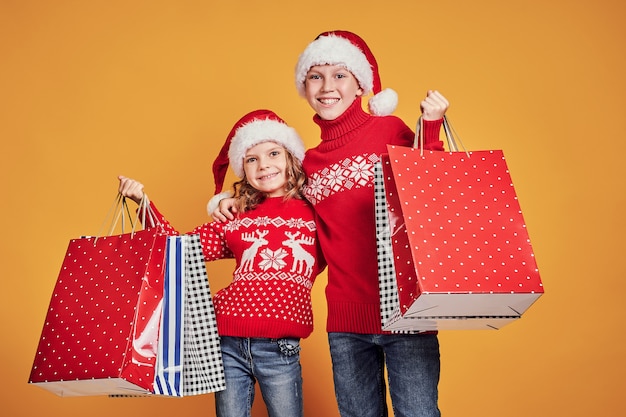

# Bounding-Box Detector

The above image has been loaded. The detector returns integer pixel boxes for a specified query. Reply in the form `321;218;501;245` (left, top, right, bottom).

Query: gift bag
153;234;225;396
376;118;543;331
29;196;168;396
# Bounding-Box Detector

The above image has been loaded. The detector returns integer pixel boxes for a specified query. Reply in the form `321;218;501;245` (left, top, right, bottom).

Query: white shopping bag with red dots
29;195;168;396
376;120;543;331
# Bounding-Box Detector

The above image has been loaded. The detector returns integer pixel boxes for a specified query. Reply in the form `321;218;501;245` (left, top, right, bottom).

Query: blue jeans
328;332;441;417
215;337;303;417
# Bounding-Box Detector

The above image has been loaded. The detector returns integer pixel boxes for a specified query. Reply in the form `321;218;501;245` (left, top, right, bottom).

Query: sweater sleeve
143;200;232;262
141;200;179;236
190;220;233;262
386;116;444;150
421;118;445;151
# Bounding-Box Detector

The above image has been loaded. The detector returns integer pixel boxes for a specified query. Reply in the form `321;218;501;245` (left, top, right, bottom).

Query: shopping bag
29;195;168;396
376;118;543;331
153;234;225;396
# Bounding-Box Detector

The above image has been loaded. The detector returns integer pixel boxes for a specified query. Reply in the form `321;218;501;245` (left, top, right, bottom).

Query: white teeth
259;173;277;180
319;98;339;105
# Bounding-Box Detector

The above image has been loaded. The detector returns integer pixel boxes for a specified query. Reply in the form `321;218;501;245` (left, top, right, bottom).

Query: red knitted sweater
149;197;324;339
302;98;444;334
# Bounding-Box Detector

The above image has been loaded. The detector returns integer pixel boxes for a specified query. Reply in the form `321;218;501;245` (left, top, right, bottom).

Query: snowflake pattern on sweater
304;152;380;205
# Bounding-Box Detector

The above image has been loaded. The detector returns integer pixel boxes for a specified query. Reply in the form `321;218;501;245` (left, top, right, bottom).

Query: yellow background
1;0;624;416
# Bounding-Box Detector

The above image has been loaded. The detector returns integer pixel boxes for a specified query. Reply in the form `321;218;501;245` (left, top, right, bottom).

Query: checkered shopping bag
375;161;403;330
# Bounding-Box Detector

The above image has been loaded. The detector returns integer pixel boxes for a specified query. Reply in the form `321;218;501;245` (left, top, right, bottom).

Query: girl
119;109;324;417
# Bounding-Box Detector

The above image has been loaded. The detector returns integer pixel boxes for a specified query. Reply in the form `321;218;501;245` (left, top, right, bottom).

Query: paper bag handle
416;115;469;157
96;193;160;240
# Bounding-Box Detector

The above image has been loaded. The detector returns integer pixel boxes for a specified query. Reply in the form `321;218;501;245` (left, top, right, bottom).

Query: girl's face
243;141;289;197
304;64;363;121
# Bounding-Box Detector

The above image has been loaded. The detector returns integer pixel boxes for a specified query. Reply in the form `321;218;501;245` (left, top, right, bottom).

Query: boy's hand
211;197;238;222
420;90;449;121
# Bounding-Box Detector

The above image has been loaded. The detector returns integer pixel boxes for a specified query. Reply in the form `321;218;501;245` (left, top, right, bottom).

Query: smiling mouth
318;98;340;105
258;172;279;181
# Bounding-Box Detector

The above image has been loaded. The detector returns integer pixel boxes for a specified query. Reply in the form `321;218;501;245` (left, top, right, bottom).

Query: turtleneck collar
312;97;372;142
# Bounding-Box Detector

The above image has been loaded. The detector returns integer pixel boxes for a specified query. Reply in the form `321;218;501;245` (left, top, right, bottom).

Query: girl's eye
270;150;281;157
308;74;321;80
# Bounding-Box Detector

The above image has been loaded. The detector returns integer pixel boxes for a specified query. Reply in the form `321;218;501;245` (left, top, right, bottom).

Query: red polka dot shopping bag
376;117;544;331
29;195;168;396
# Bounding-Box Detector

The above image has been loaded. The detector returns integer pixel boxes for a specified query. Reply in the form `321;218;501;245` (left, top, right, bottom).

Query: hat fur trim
228;118;305;178
206;190;235;216
295;34;373;97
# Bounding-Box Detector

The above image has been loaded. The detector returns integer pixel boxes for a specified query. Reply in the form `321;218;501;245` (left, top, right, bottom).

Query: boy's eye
308;74;321;80
268;148;283;158
245;157;257;164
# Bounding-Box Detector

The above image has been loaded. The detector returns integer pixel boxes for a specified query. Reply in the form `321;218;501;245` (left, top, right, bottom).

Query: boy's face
304;64;363;121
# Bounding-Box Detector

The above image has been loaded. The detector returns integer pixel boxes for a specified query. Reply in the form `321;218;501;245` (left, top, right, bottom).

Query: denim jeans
328;332;441;417
215;336;303;417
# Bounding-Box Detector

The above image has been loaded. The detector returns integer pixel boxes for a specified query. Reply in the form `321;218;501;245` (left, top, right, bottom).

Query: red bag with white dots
376;117;544;331
29;195;168;396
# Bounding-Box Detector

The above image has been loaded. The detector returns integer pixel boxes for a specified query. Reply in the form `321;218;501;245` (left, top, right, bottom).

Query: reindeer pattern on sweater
178;197;324;339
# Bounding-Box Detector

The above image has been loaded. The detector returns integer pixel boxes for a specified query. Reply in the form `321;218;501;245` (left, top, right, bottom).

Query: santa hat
295;30;398;116
207;109;305;214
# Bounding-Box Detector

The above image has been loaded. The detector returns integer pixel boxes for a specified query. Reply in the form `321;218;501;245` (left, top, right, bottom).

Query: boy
295;30;447;417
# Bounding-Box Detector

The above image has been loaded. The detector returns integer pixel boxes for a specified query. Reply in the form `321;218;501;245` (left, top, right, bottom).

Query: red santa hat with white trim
295;30;398;116
207;109;305;214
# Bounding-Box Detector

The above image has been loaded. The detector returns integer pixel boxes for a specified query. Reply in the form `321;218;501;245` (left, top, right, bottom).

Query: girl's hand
118;175;145;205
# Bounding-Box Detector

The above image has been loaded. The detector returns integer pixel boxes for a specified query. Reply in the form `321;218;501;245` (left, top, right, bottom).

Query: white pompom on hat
295;30;398;116
207;109;305;214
